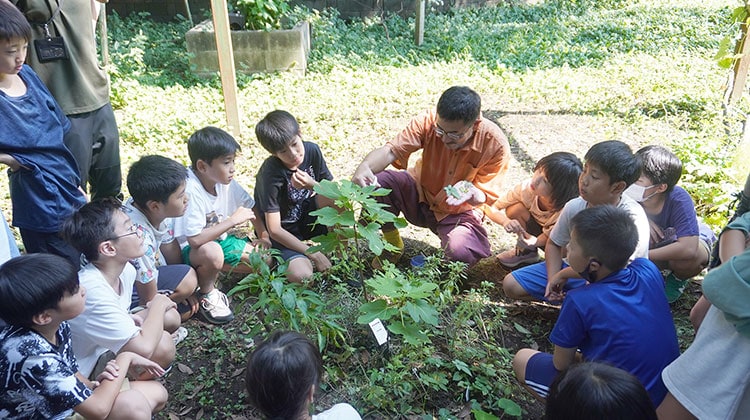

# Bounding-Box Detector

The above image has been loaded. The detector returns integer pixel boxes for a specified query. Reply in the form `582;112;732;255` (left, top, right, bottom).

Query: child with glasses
61;199;178;380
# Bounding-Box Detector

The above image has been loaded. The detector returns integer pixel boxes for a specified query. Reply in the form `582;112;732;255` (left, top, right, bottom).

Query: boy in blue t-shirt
512;205;679;406
0;254;167;419
627;145;715;303
254;110;336;283
0;1;85;266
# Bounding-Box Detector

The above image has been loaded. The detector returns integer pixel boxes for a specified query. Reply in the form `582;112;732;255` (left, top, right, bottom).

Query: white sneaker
199;289;234;324
171;326;188;346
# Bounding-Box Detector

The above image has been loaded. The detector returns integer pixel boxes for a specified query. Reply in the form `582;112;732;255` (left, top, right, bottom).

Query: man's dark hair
0;254;79;327
584;140;640;187
245;331;323;419
61;198;122;262
570;205;638;271
0;1;31;42
635;145;682;193
546;362;657;420
255;110;300;154
187;126;242;168
536;151;583;210
436;86;481;124
127;155;188;208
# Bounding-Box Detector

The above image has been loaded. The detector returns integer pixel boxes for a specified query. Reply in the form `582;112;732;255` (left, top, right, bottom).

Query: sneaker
497;247;540;268
199;289;234;324
664;272;690;303
171;326;188;346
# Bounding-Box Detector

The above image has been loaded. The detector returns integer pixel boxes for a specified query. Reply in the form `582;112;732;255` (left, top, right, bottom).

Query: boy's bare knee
502;273;528;300
164;308;181;333
153;331;176;369
108;389;154;420
172;270;198;301
512;348;539;382
192;242;224;271
287;258;313;283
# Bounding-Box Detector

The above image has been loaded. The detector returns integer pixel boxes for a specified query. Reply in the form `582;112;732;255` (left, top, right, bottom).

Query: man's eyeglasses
111;224;141;240
434;122;471;141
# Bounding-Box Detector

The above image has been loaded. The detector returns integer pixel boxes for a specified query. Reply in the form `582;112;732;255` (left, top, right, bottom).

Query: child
0;0;86;266
488;151;582;267
658;249;750;419
62;199;178;379
175;126;270;324
502;140;650;302
254;110;336;283
546;362;657;420
0;254;167;419
125;155;199;322
627;145;715;303
512;206;679;406
245;330;362;419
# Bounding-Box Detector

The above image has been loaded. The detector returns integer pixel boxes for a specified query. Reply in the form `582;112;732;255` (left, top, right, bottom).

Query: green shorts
182;235;249;266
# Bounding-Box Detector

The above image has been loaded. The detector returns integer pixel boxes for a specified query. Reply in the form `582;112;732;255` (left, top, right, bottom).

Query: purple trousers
375;170;491;265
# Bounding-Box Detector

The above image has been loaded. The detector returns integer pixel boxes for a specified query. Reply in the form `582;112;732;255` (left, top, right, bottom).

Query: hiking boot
664;272;690;303
199;289;234;324
497;247;540;268
371;249;403;270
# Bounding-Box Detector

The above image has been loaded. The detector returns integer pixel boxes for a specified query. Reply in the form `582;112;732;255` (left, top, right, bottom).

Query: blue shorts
131;264;192;310
524;352;560;398
510;261;587;301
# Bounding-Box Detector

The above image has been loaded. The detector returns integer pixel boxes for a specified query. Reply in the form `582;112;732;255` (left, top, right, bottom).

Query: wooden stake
210;0;242;137
414;0;425;46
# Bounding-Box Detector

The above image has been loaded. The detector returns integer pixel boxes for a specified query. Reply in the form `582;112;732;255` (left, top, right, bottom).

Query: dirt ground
158;111;699;419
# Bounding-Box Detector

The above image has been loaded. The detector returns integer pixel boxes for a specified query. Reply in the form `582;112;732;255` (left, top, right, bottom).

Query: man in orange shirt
352;86;511;265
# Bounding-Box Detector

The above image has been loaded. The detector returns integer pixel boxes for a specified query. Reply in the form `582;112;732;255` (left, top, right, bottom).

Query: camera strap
33;0;65;39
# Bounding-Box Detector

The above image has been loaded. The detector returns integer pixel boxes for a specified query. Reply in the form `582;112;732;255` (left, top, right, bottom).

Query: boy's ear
610;180;627;195
32;310;53;326
654;183;668;194
146;199;162;214
195;159;209;173
98;239;117;258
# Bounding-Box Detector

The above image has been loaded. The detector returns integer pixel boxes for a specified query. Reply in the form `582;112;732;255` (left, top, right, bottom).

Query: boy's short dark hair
570;205;638;272
584;140;640;187
187;126;242;168
546;362;657;420
61;198;122;262
0;0;32;42
635;145;682;193
0;254;79;327
536;151;583;210
127;155;188;208
255;110;301;154
436;86;481;124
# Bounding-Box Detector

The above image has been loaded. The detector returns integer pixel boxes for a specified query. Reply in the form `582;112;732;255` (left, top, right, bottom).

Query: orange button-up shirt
386;110;511;221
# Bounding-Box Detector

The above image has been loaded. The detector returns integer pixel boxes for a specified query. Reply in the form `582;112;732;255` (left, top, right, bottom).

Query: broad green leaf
404;299;439;326
472;409;500;420
281;289;297;311
498;398;522;417
357;299;391;323
513;322;532;335
388;321;429;345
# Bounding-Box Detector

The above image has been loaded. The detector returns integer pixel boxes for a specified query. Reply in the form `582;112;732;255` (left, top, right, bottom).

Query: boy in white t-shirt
62;199;178;379
175;127;270;324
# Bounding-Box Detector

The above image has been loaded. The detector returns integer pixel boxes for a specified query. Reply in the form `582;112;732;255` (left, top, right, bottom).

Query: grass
4;0;748;417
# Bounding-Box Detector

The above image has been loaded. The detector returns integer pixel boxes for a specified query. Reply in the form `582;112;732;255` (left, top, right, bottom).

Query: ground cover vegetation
5;0;747;418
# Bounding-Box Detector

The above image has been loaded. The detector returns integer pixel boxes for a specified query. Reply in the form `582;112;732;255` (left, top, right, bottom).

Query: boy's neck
33;322;61;346
192;167;217;196
91;259;127;292
640;192;666;215
133;201;165;227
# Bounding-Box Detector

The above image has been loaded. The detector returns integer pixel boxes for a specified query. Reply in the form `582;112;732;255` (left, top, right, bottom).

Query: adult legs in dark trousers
64;103;122;201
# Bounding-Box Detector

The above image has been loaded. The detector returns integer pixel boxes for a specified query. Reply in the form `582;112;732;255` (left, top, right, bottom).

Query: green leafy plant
231;0;291;30
228;251;345;350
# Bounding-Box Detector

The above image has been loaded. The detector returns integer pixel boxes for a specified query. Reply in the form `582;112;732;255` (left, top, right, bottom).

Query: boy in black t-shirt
254;110;336;283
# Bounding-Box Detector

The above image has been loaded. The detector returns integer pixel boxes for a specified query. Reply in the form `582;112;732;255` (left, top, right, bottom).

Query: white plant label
369;318;388;345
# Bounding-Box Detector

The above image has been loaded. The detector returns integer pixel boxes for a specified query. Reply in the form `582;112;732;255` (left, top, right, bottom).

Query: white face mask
624;184;658;203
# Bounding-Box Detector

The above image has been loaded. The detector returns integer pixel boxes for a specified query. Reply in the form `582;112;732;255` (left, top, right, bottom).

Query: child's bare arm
73;352;164;419
119;294;175;357
159;240;183;265
133;281;157;306
0;153;25;172
719;229;748;262
648;235;700;262
186;206;255;248
552;346;578;371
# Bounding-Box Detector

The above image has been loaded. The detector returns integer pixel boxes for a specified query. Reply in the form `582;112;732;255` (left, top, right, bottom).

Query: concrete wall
185;20;310;76
108;0;504;21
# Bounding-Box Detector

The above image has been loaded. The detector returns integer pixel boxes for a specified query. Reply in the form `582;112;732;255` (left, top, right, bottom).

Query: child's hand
517;234;537;251
445;181;481;206
229;206;255;226
545;274;567;304
126;353;166;379
148;294;177;313
290;170;316;190
251;237;272;250
307;251;331;272
95;359;121;382
504;220;525;235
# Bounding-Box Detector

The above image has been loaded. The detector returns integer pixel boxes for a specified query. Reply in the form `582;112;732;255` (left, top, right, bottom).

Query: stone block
185;20;310;76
